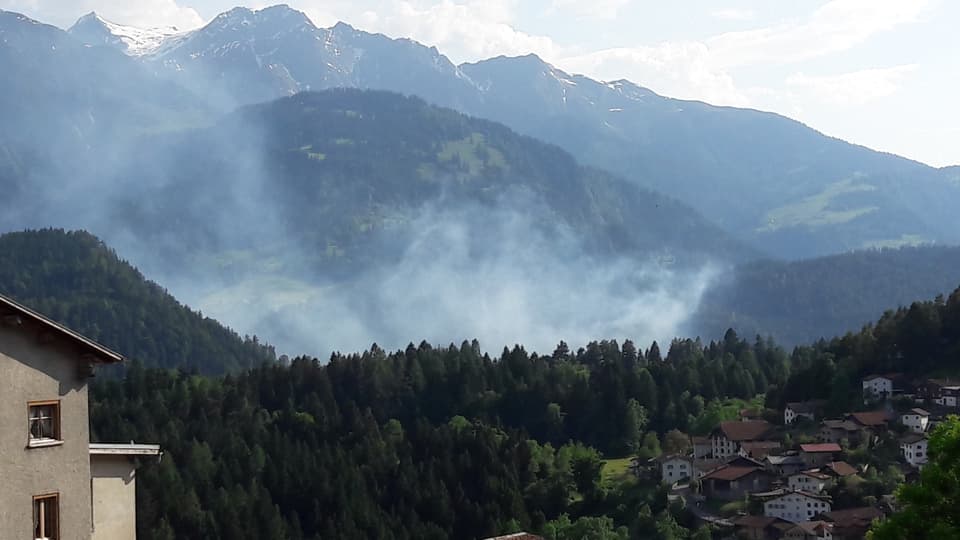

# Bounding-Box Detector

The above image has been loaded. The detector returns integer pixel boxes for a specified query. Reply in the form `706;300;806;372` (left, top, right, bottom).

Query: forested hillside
769;284;960;415
0;229;275;372
692;245;960;346
88;284;960;539
90;331;785;539
51;4;960;259
113;89;754;268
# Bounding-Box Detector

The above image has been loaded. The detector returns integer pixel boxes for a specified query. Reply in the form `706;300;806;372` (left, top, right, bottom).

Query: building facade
900;408;930;434
659;455;694;484
710;420;773;459
900;434;928;468
862;375;893;401
762;490;832;523
788;471;831;494
0;294;158;540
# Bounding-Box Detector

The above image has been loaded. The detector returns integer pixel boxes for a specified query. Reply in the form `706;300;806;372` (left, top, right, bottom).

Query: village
633;374;959;540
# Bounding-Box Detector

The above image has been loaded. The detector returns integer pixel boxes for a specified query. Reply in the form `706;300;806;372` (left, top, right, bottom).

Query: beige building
0;294;159;540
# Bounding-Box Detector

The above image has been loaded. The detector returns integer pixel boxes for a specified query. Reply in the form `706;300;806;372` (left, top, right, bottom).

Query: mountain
944;166;960;184
0;9;210;227
0;229;276;372
691;245;960;346
461;56;960;259
61;4;960;259
1;82;755;354
68;5;483;113
67;11;181;56
112;89;752;265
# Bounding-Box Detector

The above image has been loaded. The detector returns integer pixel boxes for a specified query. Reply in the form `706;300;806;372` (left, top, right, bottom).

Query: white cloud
550;0;632;20
560;42;749;106
298;0;558;64
712;8;756;21
0;0;203;29
708;0;935;67
786;64;918;106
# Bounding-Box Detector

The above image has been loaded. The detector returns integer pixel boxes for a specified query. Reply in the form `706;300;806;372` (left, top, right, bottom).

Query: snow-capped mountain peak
68;11;182;56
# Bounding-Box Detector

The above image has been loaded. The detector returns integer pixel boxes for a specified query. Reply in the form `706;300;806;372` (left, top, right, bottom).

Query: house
917;379;960;407
818;507;884;540
733;515;793;540
818;419;863;446
862;374;896;401
765;453;807;477
788;470;832;493
899;433;928;468
785;401;823;425
0;293;160;540
694;458;726;479
740;441;783;460
757;489;832;523
821;461;858;481
692;436;712;459
482;534;544;540
782;521;834;540
701;457;774;500
847;411;892;432
711;420;774;459
659;454;694;483
899;408;930;433
800;443;842;468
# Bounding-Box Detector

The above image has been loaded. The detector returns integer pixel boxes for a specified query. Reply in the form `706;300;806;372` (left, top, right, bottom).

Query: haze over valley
1;4;958;357
5;4;960;540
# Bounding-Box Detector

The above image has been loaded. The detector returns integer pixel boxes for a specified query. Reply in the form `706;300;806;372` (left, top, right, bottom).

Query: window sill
27;439;64;449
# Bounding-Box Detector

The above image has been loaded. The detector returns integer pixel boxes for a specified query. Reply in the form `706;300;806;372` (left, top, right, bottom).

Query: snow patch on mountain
69;12;183;56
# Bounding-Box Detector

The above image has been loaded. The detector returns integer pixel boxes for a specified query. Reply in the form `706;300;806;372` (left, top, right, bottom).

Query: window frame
33;492;60;540
27;400;62;448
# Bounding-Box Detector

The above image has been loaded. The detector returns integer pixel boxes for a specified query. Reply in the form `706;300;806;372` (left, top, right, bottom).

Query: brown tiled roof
795;469;832;480
909;408;931;416
900;433;928;445
733;515;782;528
702;465;761;481
793;521;833;534
766;454;805;466
740;441;781;458
800;443;842;453
752;488;831;501
825;461;858;477
849;411;892;427
864;373;903;382
821;419;861;431
657;453;693;464
694;458;726;472
820;507;884;526
718;420;773;441
0;294;124;364
787;400;824;414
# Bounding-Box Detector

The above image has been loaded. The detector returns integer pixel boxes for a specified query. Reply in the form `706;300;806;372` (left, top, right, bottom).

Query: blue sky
4;0;957;166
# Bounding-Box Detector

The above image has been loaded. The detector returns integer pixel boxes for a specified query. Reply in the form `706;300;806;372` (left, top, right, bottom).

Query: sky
3;0;957;167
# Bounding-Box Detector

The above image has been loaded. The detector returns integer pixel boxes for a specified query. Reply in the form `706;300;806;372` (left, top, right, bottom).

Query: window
33;494;59;540
28;401;61;444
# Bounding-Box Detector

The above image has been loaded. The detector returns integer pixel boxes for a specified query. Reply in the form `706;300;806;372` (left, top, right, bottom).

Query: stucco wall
91;456;137;540
0;324;93;540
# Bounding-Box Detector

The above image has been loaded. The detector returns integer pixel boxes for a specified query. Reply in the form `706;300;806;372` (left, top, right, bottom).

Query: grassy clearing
758;178;878;232
861;234;927;250
437;132;507;175
601;457;635;488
